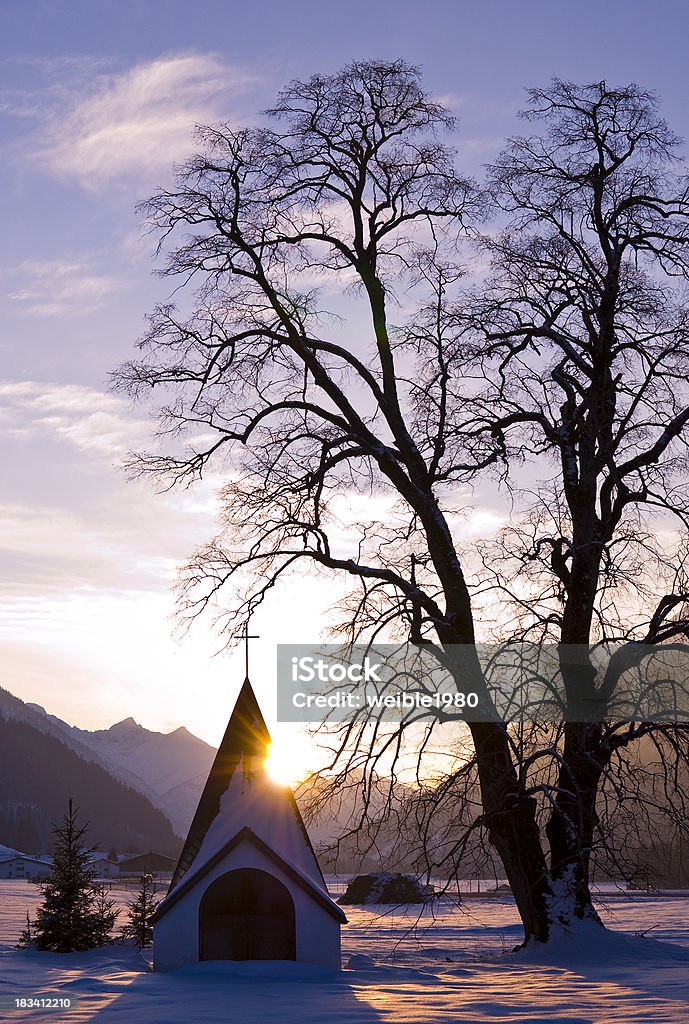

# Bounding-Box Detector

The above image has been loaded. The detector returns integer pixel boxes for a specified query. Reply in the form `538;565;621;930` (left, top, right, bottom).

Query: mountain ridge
0;710;181;856
0;687;216;837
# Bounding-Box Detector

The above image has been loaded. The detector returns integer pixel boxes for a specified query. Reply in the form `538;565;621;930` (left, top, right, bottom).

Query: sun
264;733;317;787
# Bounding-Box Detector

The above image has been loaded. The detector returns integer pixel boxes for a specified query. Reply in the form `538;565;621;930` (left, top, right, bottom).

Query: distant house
118;852;175;877
88;853;120;879
0;855;53;880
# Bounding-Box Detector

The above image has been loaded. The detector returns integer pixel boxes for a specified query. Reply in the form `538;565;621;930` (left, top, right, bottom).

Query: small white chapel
152;677;346;970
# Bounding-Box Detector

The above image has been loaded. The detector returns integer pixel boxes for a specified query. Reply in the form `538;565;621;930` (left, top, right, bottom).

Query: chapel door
199;867;296;960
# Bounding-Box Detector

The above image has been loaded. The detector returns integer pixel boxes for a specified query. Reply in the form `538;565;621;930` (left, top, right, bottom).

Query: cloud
0;380;149;458
0;503;176;592
7;259;118;316
38;53;254;189
0;376;301;740
0;377;223;534
0;380;225;608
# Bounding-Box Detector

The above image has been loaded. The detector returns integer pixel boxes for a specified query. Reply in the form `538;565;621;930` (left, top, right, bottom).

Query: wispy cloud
0;504;175;591
0;380;221;593
31;53;254;189
7;258;118;316
0;380;149;458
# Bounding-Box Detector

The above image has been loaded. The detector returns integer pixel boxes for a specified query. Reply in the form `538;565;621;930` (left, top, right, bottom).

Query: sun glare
264;736;316;787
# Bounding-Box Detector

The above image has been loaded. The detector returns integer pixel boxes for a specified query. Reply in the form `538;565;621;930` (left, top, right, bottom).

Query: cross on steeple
235;620;259;681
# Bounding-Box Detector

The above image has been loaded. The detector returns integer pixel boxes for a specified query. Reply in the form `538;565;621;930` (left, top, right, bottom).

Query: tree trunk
545;721;606;925
471;722;553;943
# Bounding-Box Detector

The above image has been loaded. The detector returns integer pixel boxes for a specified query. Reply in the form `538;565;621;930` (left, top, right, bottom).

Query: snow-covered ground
2;880;689;1023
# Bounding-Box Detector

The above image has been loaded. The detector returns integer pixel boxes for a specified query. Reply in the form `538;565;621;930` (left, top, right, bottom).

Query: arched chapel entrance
199;867;296;961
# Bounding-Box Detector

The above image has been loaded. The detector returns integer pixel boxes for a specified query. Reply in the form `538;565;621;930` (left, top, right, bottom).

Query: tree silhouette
115;63;689;943
460;78;689;920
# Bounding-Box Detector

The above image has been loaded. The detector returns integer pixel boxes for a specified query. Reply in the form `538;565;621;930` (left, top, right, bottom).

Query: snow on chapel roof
159;678;345;922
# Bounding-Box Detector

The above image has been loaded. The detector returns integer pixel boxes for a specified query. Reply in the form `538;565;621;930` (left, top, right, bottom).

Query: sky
1;0;689;747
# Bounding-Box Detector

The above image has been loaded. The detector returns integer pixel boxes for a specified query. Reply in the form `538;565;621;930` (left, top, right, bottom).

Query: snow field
2;881;689;1023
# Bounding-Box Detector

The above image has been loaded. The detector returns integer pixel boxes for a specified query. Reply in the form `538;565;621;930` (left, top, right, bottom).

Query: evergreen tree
28;799;117;952
121;873;160;948
16;911;34;950
90;885;119;946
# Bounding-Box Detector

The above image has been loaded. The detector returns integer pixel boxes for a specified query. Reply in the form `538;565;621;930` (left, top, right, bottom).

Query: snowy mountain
0;712;180;855
1;690;162;809
0;687;215;837
61;716;216;835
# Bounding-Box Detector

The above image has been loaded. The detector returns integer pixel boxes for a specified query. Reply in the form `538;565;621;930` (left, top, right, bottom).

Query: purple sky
1;0;688;744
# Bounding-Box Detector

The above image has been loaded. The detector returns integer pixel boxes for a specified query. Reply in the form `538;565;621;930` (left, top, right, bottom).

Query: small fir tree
16;911;34;950
90;885;119;946
28;799;117;952
121;873;160;948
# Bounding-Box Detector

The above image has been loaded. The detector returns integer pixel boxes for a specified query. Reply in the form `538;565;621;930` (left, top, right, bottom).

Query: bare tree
457;78;689;923
115;64;689;943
